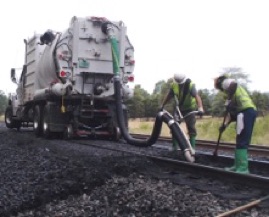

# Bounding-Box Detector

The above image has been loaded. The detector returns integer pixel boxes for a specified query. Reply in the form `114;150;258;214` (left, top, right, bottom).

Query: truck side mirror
11;68;17;84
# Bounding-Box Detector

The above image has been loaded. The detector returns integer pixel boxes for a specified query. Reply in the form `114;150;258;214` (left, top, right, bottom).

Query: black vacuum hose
114;77;162;147
115;77;188;151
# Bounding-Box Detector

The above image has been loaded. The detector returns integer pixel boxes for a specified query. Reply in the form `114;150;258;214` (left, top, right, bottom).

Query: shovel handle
213;131;223;156
213;111;228;156
217;194;269;217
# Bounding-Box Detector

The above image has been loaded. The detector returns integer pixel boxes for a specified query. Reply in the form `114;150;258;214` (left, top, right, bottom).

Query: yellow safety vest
171;81;196;111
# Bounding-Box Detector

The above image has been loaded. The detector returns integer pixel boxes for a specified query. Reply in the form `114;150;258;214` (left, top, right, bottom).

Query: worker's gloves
174;113;180;122
197;107;204;116
219;124;227;133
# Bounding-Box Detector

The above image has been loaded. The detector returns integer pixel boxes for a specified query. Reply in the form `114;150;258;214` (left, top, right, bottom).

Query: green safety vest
171;81;196;111
231;85;256;112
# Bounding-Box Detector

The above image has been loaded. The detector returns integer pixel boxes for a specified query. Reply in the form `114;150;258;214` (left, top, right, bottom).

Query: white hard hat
174;73;187;84
222;78;236;90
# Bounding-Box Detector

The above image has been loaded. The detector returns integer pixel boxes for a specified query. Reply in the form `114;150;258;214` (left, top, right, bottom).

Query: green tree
152;80;166;95
126;67;269;118
159;78;175;113
198;89;212;115
211;91;226;117
251;91;269;116
221;67;250;89
126;85;149;118
144;94;160;118
0;90;8;115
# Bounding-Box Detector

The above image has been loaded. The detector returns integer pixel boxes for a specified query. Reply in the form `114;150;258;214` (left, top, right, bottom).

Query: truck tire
112;126;121;141
33;105;43;136
5;106;21;130
63;124;74;140
5;106;15;128
43;105;52;139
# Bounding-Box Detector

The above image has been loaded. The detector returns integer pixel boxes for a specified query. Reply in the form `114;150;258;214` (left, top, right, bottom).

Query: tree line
0;90;8;115
0;68;268;118
125;69;269;118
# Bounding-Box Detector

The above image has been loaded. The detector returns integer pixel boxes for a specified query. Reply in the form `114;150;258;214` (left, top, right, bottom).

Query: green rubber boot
235;149;249;174
189;135;196;149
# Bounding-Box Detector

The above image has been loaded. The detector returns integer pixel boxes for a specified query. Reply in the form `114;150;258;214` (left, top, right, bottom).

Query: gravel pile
0;124;268;217
10;174;237;217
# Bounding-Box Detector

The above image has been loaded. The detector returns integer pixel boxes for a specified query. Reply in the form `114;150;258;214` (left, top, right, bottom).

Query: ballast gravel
0;123;268;217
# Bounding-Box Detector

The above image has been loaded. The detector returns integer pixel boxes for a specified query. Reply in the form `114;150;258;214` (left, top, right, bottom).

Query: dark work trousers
236;108;257;149
181;110;197;137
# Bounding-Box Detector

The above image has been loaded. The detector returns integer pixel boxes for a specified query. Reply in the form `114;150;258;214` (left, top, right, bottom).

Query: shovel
213;128;223;157
213;112;228;158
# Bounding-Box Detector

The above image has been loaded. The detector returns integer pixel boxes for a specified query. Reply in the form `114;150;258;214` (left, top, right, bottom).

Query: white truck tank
7;16;135;140
23;16;134;102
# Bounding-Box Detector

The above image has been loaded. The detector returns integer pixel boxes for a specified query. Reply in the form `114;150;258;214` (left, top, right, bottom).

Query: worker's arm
195;94;204;113
191;85;204;114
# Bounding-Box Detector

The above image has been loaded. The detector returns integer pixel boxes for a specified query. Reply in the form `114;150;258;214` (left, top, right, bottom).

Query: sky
1;0;269;94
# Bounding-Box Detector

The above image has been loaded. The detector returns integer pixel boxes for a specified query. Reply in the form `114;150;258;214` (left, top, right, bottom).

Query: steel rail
148;155;269;190
130;133;269;157
71;139;269;190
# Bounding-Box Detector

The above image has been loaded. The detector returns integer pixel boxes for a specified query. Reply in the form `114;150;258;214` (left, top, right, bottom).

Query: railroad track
68;137;269;191
131;133;269;158
5;127;269;189
8;126;269;157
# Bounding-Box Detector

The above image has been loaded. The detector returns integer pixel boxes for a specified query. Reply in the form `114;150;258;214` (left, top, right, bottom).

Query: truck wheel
5;106;15;128
5;106;22;130
33;105;43;136
112;126;121;141
63;124;74;140
43;105;52;139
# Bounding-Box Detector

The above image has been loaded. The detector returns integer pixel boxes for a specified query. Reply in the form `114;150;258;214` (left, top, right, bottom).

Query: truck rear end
5;16;135;140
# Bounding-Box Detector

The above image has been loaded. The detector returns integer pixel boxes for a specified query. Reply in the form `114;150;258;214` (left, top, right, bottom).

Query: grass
128;118;174;137
129;115;269;146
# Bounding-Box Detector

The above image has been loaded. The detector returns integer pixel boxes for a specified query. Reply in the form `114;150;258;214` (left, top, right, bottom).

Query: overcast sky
1;0;269;94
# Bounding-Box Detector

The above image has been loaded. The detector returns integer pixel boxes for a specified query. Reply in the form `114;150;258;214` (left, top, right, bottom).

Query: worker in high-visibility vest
214;74;257;174
161;73;204;150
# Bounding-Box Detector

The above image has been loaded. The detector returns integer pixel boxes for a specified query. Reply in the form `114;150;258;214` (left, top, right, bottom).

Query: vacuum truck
5;15;196;162
5;16;135;140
